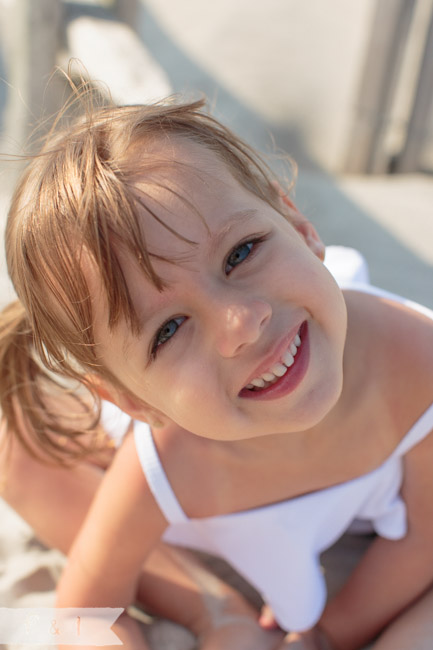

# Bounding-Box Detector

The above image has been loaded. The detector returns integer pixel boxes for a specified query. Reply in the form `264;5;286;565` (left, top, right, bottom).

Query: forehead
132;137;266;248
88;138;267;337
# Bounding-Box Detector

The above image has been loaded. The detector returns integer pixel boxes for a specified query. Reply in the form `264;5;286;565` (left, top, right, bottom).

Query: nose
211;296;272;358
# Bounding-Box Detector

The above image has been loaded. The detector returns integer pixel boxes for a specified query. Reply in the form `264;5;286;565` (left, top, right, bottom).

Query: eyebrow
208;209;259;256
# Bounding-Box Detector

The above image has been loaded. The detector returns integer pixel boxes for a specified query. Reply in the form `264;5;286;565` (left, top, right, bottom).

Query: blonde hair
1;92;294;463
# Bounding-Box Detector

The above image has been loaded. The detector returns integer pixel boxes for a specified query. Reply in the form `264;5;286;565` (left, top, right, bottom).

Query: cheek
148;362;219;431
268;243;323;297
273;247;346;334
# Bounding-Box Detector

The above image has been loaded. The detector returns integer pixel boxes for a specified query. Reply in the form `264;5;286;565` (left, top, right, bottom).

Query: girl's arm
54;430;172;604
316;426;433;650
54;432;171;650
2;425;282;649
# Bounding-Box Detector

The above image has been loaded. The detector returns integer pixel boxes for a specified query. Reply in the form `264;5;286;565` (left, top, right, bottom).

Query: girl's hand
259;605;334;650
259;603;281;630
276;627;335;650
199;615;284;650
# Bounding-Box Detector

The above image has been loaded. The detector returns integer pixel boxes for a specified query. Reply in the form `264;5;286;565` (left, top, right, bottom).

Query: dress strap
393;402;433;457
133;421;189;524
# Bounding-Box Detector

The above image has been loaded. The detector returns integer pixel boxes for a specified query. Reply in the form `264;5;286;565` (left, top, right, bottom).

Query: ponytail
0;300;102;465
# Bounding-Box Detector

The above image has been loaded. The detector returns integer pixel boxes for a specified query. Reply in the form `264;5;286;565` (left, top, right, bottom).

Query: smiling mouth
243;324;304;392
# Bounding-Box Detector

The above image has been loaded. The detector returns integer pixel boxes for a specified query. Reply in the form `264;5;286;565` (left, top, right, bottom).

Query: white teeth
283;350;295;367
271;363;288;377
245;328;303;390
251;377;266;388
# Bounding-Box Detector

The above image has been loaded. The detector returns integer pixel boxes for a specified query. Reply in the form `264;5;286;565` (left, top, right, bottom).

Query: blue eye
153;316;185;352
225;241;254;273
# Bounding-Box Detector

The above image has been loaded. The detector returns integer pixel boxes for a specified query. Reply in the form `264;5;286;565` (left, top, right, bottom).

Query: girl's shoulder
341;282;433;323
344;284;433;443
342;283;433;350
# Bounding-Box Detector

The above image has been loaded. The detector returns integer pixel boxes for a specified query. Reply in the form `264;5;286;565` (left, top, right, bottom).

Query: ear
87;375;167;429
272;182;325;261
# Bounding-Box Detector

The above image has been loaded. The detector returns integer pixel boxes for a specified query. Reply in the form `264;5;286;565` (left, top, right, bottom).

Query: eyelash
150;234;268;359
224;234;267;274
151;316;186;359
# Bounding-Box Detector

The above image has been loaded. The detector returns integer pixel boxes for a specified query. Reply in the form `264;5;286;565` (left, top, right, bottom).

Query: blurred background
0;0;431;306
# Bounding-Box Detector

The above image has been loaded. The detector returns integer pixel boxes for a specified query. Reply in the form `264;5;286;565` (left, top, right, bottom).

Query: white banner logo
0;608;124;645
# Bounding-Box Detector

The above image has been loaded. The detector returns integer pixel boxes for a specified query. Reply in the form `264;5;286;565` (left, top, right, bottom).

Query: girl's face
93;139;347;440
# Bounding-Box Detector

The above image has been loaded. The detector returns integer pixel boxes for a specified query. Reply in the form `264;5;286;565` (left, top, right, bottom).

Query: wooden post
3;0;62;150
114;0;140;28
344;0;416;173
393;6;433;171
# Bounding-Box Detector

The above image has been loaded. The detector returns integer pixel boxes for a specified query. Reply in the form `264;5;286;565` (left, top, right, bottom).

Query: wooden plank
344;0;416;173
113;0;139;27
394;5;433;171
4;0;62;148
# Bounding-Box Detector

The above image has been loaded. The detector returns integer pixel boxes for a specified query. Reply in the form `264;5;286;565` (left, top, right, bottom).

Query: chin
289;368;344;432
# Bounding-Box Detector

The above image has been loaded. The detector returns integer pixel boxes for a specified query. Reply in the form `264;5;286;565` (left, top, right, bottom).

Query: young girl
2;93;433;650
